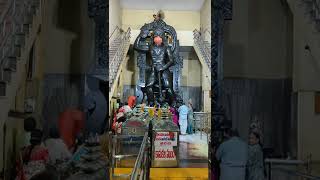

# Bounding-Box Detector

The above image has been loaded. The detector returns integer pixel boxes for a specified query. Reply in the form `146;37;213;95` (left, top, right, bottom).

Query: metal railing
202;28;212;36
271;168;320;180
110;132;150;180
194;112;211;142
130;132;149;180
265;158;320;180
109;26;124;40
193;29;211;71
109;27;131;87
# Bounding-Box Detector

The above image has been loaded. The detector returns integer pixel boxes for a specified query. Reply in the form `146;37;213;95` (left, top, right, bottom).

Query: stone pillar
202;66;211;112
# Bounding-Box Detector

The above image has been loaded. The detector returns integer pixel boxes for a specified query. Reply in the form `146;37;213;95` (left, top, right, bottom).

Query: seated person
22;117;37;148
127;96;136;109
16;129;49;180
44;128;72;165
122;102;132;114
113;112;126;134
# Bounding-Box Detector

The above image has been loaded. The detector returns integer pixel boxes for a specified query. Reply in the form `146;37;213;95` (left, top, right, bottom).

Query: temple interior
109;0;211;178
0;0;320;179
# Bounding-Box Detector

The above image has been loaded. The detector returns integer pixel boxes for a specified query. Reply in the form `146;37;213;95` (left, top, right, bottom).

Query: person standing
187;100;195;134
216;128;248;180
246;132;265;180
169;103;179;126
178;103;188;135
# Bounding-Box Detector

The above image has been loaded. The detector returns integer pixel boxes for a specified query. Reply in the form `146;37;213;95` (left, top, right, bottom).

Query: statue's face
154;36;163;46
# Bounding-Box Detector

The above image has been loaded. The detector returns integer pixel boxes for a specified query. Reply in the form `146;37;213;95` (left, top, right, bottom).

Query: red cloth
58;109;85;150
22;146;49;163
128;96;136;108
16;146;49;180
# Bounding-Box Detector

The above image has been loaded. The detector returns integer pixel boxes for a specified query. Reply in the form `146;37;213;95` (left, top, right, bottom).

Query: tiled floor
179;132;209;168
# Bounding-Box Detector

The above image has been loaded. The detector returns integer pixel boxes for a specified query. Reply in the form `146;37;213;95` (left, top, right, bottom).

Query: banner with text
154;132;177;160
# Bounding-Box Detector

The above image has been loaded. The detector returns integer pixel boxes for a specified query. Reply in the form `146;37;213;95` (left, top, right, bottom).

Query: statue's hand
140;29;150;38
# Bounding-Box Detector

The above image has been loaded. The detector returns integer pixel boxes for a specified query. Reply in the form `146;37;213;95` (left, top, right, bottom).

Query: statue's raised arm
134;24;150;52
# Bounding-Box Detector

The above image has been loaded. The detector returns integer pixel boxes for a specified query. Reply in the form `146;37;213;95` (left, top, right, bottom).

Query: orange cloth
58;109;85;150
128;96;136;108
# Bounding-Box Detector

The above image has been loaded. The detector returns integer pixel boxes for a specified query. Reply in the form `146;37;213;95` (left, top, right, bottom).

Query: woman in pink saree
169;106;178;125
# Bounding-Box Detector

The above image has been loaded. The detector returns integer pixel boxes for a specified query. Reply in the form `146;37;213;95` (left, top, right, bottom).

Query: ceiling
120;0;205;11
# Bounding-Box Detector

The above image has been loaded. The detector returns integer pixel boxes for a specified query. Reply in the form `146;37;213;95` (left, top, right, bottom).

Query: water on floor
179;132;209;168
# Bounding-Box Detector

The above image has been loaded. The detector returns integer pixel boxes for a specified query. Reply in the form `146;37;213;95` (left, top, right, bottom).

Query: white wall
109;0;122;43
223;0;292;79
287;0;320;162
287;0;320;92
122;9;200;30
182;60;202;87
200;0;211;42
298;92;320;160
122;9;200;46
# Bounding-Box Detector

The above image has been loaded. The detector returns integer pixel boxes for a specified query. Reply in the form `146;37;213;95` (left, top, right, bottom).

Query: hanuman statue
134;11;183;106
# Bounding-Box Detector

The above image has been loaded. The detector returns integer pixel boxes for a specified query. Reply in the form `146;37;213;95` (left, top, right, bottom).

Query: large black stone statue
134;12;183;106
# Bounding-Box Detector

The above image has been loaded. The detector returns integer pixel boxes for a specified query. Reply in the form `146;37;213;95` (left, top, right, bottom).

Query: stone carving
88;0;107;80
134;11;183;106
86;0;108;134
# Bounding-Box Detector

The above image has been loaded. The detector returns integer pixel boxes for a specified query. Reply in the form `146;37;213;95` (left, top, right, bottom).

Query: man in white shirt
178;103;189;135
44;128;71;164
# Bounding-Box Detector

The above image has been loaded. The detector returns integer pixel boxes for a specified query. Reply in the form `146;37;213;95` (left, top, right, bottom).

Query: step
113;42;122;45
111;43;122;47
110;49;119;52
109;53;117;58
